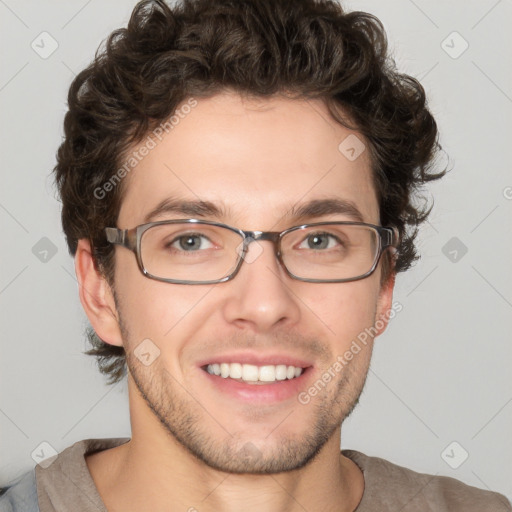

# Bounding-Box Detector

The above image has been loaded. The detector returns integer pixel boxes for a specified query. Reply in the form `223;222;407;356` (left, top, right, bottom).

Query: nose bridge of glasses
240;231;281;258
236;231;282;267
244;231;281;244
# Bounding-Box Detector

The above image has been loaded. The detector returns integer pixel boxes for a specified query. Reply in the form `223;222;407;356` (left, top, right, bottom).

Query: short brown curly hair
54;0;445;385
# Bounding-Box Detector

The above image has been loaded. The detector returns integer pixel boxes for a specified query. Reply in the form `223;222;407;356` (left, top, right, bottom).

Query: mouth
203;362;304;384
198;354;313;403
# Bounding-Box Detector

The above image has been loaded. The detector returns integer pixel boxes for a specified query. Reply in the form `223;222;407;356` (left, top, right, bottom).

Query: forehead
118;91;379;228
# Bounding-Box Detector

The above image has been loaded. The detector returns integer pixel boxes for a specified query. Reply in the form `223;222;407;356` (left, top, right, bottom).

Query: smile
205;363;304;383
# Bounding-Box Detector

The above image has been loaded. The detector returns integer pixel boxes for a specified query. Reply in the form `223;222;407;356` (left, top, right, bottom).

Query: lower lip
200;367;313;403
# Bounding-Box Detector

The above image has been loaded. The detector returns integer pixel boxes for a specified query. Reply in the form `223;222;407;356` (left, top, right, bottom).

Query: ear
373;269;396;337
75;239;123;347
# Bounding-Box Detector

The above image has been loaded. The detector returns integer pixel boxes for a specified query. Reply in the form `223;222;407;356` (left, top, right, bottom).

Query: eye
170;233;214;252
298;232;341;250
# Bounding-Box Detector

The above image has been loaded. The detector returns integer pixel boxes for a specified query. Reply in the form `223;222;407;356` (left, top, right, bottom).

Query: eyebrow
284;197;365;223
143;197;228;223
143;196;365;224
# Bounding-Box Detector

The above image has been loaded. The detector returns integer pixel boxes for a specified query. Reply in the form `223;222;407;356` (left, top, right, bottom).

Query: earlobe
74;239;123;347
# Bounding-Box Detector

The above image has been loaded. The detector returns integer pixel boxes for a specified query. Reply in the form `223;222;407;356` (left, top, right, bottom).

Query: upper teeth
206;363;303;382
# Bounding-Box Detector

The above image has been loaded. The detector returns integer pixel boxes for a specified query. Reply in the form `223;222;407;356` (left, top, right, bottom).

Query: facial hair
118;297;374;475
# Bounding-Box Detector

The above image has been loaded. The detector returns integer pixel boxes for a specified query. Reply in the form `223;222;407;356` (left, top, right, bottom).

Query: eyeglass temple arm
382;227;399;249
105;227;137;251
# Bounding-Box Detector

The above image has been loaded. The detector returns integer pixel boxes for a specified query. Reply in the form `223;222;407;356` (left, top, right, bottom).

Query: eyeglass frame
105;219;398;285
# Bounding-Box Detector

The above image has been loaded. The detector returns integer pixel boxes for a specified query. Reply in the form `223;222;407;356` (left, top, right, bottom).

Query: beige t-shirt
29;437;511;511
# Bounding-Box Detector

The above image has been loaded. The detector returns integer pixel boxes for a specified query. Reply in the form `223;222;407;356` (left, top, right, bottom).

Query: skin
76;91;395;512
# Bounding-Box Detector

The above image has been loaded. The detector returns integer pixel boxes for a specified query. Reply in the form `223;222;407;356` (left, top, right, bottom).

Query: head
55;0;444;473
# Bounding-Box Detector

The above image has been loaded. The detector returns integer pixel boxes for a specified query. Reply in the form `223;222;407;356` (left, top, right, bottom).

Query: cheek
123;284;210;338
114;252;198;340
115;268;217;374
305;281;378;350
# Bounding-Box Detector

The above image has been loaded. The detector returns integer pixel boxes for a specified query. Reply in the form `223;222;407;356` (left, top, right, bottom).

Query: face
111;91;393;473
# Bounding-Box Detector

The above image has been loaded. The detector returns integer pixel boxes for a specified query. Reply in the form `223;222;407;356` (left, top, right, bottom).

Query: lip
196;351;314;404
196;351;313;368
200;366;313;403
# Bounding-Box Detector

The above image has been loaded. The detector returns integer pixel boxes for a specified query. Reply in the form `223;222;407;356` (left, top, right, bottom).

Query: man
1;0;510;510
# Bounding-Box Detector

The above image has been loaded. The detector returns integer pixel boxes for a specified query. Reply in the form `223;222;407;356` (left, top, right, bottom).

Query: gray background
1;0;511;502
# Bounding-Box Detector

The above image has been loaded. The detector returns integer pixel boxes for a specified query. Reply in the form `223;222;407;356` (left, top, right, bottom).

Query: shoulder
343;449;512;512
0;437;129;512
0;468;39;512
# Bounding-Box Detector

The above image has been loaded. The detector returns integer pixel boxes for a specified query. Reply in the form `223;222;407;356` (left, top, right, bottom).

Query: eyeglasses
105;219;398;285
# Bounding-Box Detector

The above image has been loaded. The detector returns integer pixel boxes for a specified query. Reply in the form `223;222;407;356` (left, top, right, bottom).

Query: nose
220;239;301;333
